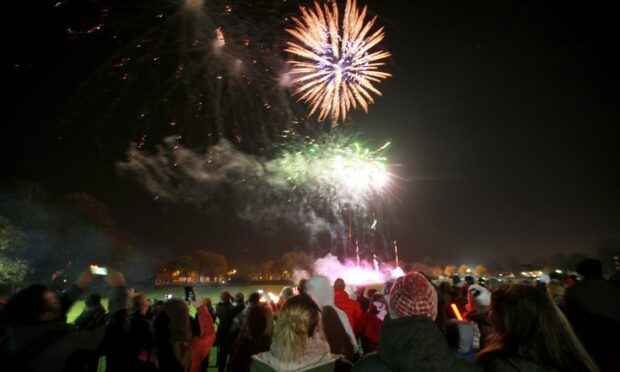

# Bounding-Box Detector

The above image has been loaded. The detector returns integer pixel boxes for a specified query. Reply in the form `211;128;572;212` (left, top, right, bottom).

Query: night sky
4;0;619;265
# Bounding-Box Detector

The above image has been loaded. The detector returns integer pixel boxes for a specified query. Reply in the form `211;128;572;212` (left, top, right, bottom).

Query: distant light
555;269;562;273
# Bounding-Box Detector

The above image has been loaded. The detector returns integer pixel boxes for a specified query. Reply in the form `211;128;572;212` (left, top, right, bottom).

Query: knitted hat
467;284;491;307
389;272;438;320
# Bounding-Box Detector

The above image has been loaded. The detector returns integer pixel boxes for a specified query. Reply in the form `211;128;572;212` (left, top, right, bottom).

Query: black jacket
353;316;482;372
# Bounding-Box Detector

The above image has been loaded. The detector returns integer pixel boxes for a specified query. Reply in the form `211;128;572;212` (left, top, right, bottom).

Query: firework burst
286;0;392;124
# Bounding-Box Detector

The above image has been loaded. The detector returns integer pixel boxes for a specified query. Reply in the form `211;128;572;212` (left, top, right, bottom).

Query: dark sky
4;0;619;265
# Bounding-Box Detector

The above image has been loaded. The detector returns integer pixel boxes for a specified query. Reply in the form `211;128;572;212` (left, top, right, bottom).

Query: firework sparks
285;0;392;124
277;137;392;204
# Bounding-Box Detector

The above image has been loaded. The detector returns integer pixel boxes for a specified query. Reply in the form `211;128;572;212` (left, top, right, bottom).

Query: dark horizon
4;0;619;266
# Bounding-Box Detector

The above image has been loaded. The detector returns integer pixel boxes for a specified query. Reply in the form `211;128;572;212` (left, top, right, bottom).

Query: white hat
468;284;491;307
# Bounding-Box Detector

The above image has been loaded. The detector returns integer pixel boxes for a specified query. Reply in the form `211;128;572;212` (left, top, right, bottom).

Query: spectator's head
480;284;597;371
439;281;452;294
452;275;461;285
270;295;321;362
130;292;149;316
84;293;102;309
280;287;294;300
155;298;191;343
305;275;333;307
234;292;244;304
464;275;475;285
333;278;345;290
297;279;308;295
220;291;232;303
244;303;274;342
1;285;61;326
467;284;491;310
355;285;366;298
547;280;566;299
367;288;378;298
388;272;438;320
576;258;603;279
248;292;262;306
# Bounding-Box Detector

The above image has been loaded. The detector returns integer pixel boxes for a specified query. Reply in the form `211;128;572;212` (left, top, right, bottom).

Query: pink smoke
294;253;405;286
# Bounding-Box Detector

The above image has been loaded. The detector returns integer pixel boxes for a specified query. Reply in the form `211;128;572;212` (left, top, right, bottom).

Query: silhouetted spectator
215;291;235;372
74;293;108;330
230;303;273;372
355;286;370;312
565;258;620;372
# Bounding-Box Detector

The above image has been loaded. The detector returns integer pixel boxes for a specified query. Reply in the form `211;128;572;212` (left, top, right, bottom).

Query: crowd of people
0;257;618;372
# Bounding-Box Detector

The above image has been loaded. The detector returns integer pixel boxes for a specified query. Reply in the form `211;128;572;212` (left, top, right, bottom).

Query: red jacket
190;305;216;372
334;289;364;335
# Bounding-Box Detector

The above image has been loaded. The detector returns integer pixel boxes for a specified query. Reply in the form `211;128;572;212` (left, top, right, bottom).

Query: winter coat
215;301;236;345
334;289;364;335
305;276;358;355
352;316;482;372
360;302;384;354
322;305;356;361
0;285;111;372
565;277;620;372
477;351;548;372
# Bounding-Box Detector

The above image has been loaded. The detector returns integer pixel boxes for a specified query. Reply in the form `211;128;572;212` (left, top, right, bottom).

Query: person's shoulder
477;352;545;372
352;352;391;372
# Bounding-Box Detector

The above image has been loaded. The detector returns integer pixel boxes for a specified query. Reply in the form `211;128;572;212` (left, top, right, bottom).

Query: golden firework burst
285;0;391;124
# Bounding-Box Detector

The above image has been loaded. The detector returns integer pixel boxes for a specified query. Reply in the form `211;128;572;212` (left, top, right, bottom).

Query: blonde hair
271;295;320;362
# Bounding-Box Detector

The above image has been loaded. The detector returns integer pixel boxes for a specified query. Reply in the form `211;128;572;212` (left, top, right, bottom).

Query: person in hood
353;272;481;372
305;275;358;361
0;267;127;372
333;278;364;336
251;294;351;372
477;284;598;372
564;258;620;372
465;284;493;351
74;293;108;330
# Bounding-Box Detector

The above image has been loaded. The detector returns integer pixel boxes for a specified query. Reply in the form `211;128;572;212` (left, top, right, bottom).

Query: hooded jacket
305;276;358;356
352;316;482;372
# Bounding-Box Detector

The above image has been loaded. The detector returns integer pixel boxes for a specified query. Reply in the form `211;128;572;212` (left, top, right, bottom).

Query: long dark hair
477;285;598;371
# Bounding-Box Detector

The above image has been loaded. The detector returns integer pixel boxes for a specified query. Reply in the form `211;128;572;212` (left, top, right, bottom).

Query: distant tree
458;264;469;275
195;250;228;278
279;251;312;276
409;262;434;275
0;216;29;289
444;265;457;276
473;264;488;276
168;255;197;283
